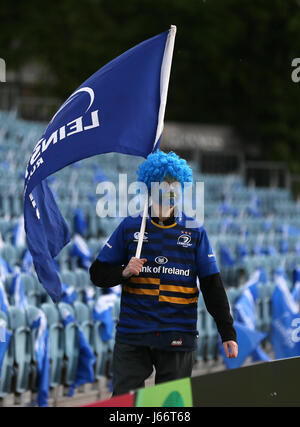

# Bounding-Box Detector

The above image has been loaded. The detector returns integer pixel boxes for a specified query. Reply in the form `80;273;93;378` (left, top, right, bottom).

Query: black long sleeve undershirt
89;259;131;288
199;273;237;343
89;259;237;343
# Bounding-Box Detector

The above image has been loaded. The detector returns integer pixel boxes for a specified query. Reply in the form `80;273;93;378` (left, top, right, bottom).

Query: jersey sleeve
196;227;220;278
96;219;127;265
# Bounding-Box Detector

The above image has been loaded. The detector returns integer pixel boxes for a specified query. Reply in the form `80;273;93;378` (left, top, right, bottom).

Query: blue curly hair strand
136;149;193;190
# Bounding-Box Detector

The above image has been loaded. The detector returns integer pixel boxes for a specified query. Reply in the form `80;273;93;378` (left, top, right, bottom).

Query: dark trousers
112;341;194;396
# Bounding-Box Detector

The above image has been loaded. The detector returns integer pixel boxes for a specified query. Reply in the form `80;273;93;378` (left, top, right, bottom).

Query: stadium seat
59;270;77;288
112;297;120;323
57;302;80;386
0;218;11;240
90;301;110;380
74;301;93;346
7;306;31;395
31;274;49;304
25;305;41;394
0;311;14;399
74;268;91;301
205;312;219;361
88;238;101;258
259;282;274;333
0;243;17;268
21;273;39;306
41;303;64;388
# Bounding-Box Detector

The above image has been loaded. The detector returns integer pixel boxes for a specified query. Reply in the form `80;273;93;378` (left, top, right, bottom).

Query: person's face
151;174;181;217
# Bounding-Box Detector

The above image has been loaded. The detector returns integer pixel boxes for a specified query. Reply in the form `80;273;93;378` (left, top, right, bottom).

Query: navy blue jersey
96;210;219;336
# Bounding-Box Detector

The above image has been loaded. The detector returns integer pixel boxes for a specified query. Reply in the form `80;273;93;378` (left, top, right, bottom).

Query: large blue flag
24;27;177;302
271;269;300;359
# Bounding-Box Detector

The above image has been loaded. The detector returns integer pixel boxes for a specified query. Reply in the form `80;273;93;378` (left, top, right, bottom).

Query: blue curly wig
136;149;193;190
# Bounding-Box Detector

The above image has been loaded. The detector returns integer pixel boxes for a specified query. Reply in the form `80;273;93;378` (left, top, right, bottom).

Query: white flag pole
135;25;177;259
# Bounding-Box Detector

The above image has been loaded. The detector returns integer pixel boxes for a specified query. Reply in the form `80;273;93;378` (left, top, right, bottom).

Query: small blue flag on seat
60;306;95;396
271;269;300;359
0;281;9;315
220;244;235;267
30;309;50;407
234;269;270;363
93;294;117;342
21;249;34;273
9;273;28;310
73;208;87;237
61;283;78;305
70;234;92;270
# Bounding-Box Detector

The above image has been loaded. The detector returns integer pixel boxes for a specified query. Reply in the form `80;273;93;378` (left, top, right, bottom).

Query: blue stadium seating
1;111;300;405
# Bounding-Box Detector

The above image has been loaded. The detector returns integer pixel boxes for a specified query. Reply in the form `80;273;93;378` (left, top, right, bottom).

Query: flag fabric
13;216;26;247
236;243;248;259
61;282;78;305
252;244;265;256
30;309;50;407
0;319;12;378
73;208;87;237
106;285;121;298
70;234;92;270
84;286;95;304
60;306;95;396
219;244;235;267
234;269;270;363
93;294;117;342
21;249;34;273
247;194;261;218
292;267;300;302
220;320;266;370
93;168;107;184
270;269;300;359
24;27;175;302
0;280;9;315
9;273;28;310
264;244;277;256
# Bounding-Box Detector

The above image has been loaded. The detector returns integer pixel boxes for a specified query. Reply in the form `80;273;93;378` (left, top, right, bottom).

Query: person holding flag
90;149;238;396
23;24;238;397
